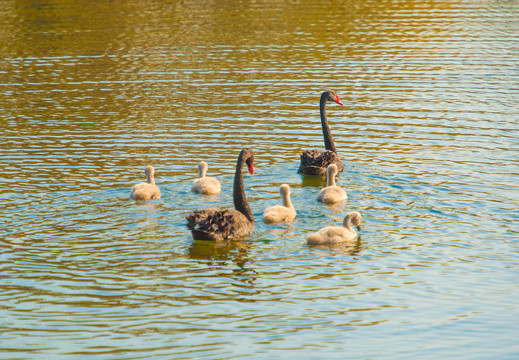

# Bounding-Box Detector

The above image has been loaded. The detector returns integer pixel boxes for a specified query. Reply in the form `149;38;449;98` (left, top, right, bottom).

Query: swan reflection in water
187;238;260;289
307;236;363;256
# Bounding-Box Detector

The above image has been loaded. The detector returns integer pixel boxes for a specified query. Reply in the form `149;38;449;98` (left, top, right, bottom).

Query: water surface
1;0;518;359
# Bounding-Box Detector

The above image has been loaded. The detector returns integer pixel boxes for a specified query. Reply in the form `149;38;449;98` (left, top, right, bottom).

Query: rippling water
1;0;518;359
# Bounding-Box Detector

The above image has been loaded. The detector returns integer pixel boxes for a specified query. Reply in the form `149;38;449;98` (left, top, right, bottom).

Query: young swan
263;184;297;223
307;211;362;245
130;165;161;200
316;163;347;204
191;161;221;195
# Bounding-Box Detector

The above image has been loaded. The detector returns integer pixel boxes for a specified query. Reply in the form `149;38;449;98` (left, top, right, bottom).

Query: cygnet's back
191;161;221;195
263;184;297;223
307;211;362;245
131;165;161;201
316;164;347;204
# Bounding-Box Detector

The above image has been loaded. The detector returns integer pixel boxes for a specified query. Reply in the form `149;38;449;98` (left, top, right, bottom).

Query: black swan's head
242;148;255;174
322;90;344;106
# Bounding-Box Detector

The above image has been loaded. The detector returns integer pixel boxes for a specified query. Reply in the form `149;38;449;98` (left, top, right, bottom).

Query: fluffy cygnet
191;161;221;195
130;165;161;201
263;184;297;223
316;164;347;204
306;211;362;245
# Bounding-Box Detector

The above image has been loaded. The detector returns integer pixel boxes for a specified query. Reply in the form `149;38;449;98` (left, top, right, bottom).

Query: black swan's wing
187;208;253;241
299;150;343;175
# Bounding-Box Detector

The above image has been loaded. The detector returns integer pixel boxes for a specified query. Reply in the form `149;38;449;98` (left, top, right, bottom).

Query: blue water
0;0;518;359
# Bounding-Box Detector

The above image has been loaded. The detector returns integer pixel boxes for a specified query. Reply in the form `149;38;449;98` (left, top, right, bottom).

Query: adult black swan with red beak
298;90;344;175
186;148;255;241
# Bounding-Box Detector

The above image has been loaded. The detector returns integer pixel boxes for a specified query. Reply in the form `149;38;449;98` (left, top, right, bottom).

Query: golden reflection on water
0;0;518;359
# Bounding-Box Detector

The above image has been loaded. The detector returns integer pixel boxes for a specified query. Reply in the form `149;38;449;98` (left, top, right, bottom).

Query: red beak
247;163;254;174
336;96;344;106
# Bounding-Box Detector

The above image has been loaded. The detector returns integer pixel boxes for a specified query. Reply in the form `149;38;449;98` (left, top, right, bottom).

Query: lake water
1;0;518;359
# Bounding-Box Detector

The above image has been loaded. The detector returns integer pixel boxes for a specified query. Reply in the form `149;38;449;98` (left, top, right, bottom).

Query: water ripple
1;0;519;359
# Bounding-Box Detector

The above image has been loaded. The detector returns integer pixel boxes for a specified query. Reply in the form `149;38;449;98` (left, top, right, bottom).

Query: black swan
186;148;255;241
299;90;344;175
130;165;161;200
307;211;362;245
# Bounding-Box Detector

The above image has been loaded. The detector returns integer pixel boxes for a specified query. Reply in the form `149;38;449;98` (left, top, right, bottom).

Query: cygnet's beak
356;225;362;231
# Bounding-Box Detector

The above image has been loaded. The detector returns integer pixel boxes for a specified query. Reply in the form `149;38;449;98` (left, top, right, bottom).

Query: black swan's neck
233;151;255;224
320;94;337;153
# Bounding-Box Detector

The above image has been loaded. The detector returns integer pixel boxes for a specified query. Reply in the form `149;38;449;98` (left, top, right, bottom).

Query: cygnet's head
279;183;291;196
327;163;338;177
198;161;208;177
343;211;362;231
145;165;155;176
